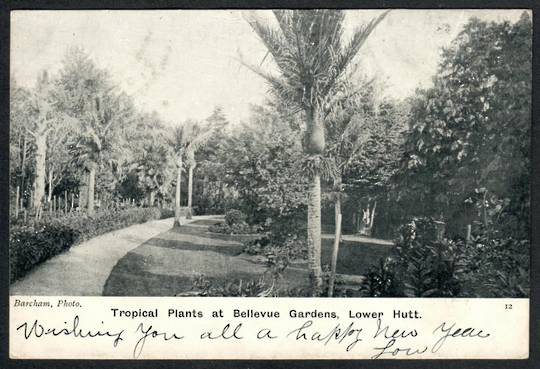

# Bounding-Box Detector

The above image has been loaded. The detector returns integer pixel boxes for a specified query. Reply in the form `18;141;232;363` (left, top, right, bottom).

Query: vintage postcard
8;8;531;360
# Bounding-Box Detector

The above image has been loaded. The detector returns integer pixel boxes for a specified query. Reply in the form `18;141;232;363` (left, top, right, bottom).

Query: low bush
10;207;165;283
159;208;175;219
208;221;256;234
224;209;247;226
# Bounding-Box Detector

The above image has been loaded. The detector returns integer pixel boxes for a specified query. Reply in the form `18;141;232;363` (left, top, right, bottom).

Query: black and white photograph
8;9;531;301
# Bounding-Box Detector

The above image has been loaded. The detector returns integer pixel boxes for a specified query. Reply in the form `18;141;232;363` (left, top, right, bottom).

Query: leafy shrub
224;209;247;226
10;207;164;283
242;234;308;284
159;208;175;219
359;258;402;297
208;220;257;235
242;237;271;255
358;217;530;298
265;211;307;244
10;222;78;283
358;217;462;297
459;232;529;297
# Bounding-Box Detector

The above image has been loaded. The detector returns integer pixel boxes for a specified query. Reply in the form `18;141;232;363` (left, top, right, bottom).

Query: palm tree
170;118;226;226
243;10;389;294
71;90;133;216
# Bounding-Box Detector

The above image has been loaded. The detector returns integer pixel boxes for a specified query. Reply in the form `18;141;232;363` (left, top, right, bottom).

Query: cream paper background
10;297;529;359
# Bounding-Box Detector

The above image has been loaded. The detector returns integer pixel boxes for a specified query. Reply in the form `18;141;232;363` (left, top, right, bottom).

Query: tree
135;139;173;207
169;120;209;225
26;71;56;217
244;10;388;294
395;13;531;238
9;76;33;214
324;81;373;296
221;102;308;225
194;106;232;215
56;48;133;216
45;121;74;204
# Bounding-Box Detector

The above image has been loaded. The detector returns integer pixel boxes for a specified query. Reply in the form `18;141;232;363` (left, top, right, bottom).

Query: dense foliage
393;14;531;240
359;217;530;297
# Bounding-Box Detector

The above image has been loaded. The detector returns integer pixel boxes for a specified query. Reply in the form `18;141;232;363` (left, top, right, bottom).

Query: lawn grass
103;221;392;296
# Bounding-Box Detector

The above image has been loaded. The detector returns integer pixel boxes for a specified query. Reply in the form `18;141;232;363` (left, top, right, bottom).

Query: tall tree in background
56;48;133;216
27;71;56;217
244;9;388;294
9;77;33;212
170;119;221;225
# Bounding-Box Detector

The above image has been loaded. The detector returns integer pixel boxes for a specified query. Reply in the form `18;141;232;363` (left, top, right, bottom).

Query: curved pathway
10;217;204;296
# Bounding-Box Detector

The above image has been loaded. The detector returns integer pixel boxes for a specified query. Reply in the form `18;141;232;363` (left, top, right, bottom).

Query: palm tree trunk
328;194;342;297
87;163;96;217
187;164;194;219
174;158;183;227
307;173;323;296
32;134;47;213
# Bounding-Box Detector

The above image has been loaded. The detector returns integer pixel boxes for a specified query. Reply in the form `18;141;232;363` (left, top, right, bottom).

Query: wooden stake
15;185;20;219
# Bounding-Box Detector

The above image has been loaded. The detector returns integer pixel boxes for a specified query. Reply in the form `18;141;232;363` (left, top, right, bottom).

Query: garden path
10;216;216;296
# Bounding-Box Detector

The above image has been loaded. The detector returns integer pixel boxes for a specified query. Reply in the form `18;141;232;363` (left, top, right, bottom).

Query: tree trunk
304;109;325;296
47;168;53;203
79;172;88;210
174;158;183;227
15;185;20;218
187;164;195;219
307;174;323;296
369;201;377;232
20;133;28;197
149;190;155;207
32;134;47;213
328;195;342;297
482;191;488;227
305;109;325;154
87;163;96;217
202;175;208;196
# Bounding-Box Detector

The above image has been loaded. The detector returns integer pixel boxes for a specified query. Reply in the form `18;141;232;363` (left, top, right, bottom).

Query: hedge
10;207;166;283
